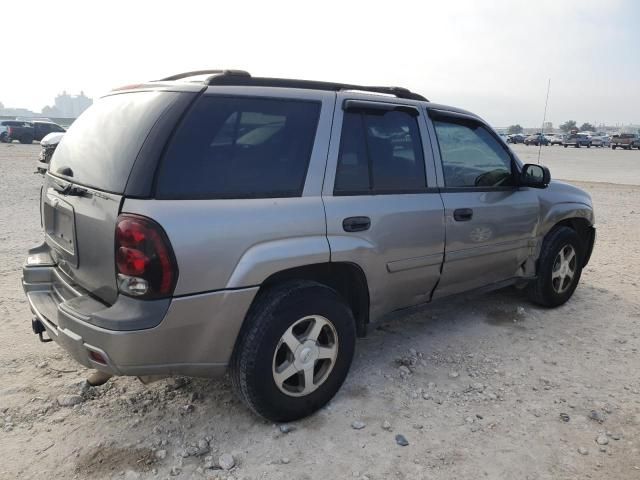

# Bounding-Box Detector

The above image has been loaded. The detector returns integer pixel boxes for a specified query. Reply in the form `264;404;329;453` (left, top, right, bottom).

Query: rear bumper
22;243;258;378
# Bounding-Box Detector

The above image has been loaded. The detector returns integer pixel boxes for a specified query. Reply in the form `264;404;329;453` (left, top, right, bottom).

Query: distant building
542;122;553;131
42;91;92;118
0;105;38;117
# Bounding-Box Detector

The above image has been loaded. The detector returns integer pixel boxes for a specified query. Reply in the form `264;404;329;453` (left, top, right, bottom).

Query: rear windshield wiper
52;180;88;197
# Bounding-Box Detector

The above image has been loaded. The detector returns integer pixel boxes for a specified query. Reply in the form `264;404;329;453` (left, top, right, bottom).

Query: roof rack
159;69;251;82
158;70;428;102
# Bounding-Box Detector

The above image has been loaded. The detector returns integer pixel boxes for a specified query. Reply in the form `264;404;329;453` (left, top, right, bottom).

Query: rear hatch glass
44;90;179;304
50;91;179;193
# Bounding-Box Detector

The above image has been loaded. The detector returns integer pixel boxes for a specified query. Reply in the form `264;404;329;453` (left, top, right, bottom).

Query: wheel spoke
560;247;567;264
552;268;563;280
306;317;326;342
301;366;315;395
281;329;302;353
565;248;576;265
317;345;336;361
273;362;298;387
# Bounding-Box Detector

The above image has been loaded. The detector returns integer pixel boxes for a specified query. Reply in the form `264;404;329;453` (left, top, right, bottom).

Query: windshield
50;91;178;193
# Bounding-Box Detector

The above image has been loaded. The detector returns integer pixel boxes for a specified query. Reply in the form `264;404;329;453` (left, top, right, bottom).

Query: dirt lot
1;143;639;480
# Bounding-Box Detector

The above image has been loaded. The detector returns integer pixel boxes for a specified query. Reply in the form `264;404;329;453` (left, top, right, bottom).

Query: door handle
453;208;473;222
343;216;371;232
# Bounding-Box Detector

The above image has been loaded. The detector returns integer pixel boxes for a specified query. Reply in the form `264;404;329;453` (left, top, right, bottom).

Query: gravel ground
1;143;639;480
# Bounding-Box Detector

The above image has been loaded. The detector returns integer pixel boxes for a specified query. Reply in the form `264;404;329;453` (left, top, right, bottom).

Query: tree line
507;121;595;134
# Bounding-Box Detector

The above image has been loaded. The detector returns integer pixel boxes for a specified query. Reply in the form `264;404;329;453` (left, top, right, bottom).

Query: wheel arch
542;212;595;267
256;262;370;337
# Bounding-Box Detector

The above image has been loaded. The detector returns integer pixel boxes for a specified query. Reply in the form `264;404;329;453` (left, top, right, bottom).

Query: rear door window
50;91;179;193
156;96;321;199
334;110;426;194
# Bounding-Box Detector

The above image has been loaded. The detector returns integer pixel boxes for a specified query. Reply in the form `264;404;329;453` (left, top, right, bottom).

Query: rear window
155;96;320;199
50;91;178;192
334;110;426;194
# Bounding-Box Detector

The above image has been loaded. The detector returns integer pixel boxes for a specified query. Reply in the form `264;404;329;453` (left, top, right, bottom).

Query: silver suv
23;70;596;421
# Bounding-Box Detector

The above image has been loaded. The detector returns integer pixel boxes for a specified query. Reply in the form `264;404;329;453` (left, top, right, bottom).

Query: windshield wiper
52;181;88;197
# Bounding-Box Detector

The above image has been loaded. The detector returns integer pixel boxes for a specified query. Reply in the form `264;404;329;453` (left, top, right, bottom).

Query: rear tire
528;226;584;308
230;280;356;422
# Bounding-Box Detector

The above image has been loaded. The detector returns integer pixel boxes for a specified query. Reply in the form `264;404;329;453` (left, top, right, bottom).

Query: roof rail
157;70;428;101
207;74;428;101
159;69;251;82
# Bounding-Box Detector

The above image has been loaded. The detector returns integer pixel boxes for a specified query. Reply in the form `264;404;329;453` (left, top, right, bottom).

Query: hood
40;132;64;147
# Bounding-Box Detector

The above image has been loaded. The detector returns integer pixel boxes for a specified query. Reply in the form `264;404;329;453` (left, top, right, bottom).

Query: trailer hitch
32;318;53;343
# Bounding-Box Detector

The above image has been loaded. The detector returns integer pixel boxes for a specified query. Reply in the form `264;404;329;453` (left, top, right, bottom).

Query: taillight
115;214;178;299
7;127;13;137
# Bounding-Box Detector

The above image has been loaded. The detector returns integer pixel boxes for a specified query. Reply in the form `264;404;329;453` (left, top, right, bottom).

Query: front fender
226;236;330;288
539;202;594;235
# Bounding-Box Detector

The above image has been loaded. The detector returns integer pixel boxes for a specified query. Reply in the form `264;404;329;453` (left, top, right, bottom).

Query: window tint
156;96;320;199
50;91;178;192
334;110;426;194
433;118;514;188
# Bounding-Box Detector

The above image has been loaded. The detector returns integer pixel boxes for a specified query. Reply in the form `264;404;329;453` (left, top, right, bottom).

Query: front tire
528;226;584;307
230;280;356;422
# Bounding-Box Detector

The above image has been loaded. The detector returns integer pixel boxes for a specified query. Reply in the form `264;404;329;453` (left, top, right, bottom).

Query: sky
1;0;639;127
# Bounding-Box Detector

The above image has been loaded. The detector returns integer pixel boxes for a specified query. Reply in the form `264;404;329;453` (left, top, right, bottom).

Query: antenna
537;78;551;164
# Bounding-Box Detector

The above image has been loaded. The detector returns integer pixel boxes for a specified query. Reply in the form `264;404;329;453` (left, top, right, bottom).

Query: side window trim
343;99;419;117
427;109;520;191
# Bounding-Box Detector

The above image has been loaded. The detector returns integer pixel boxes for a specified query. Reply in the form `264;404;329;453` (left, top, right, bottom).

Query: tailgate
42;175;122;304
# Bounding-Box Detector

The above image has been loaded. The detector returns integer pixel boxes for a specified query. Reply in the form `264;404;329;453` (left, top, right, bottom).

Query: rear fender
226;236;330;288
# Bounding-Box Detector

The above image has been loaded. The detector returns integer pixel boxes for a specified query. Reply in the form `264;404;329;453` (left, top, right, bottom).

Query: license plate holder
44;195;78;266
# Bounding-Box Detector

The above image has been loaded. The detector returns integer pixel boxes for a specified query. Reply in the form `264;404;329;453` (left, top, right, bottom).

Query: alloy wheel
272;315;339;397
551;244;577;294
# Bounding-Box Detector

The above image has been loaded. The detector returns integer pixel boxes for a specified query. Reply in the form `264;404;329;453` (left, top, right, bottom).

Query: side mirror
520;163;550;188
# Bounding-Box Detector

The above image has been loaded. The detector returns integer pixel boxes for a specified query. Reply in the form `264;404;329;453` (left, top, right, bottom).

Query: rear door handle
343;216;371;232
453;208;473;222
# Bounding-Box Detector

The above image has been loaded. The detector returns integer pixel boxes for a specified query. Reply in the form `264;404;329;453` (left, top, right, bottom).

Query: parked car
32;121;66;141
0;121;8;142
563;133;591;148
36;132;64;174
589;135;611;148
611;133;640;150
0;120;34;143
22;70;596;421
548;134;564;146
524;134;549;146
507;133;525;144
